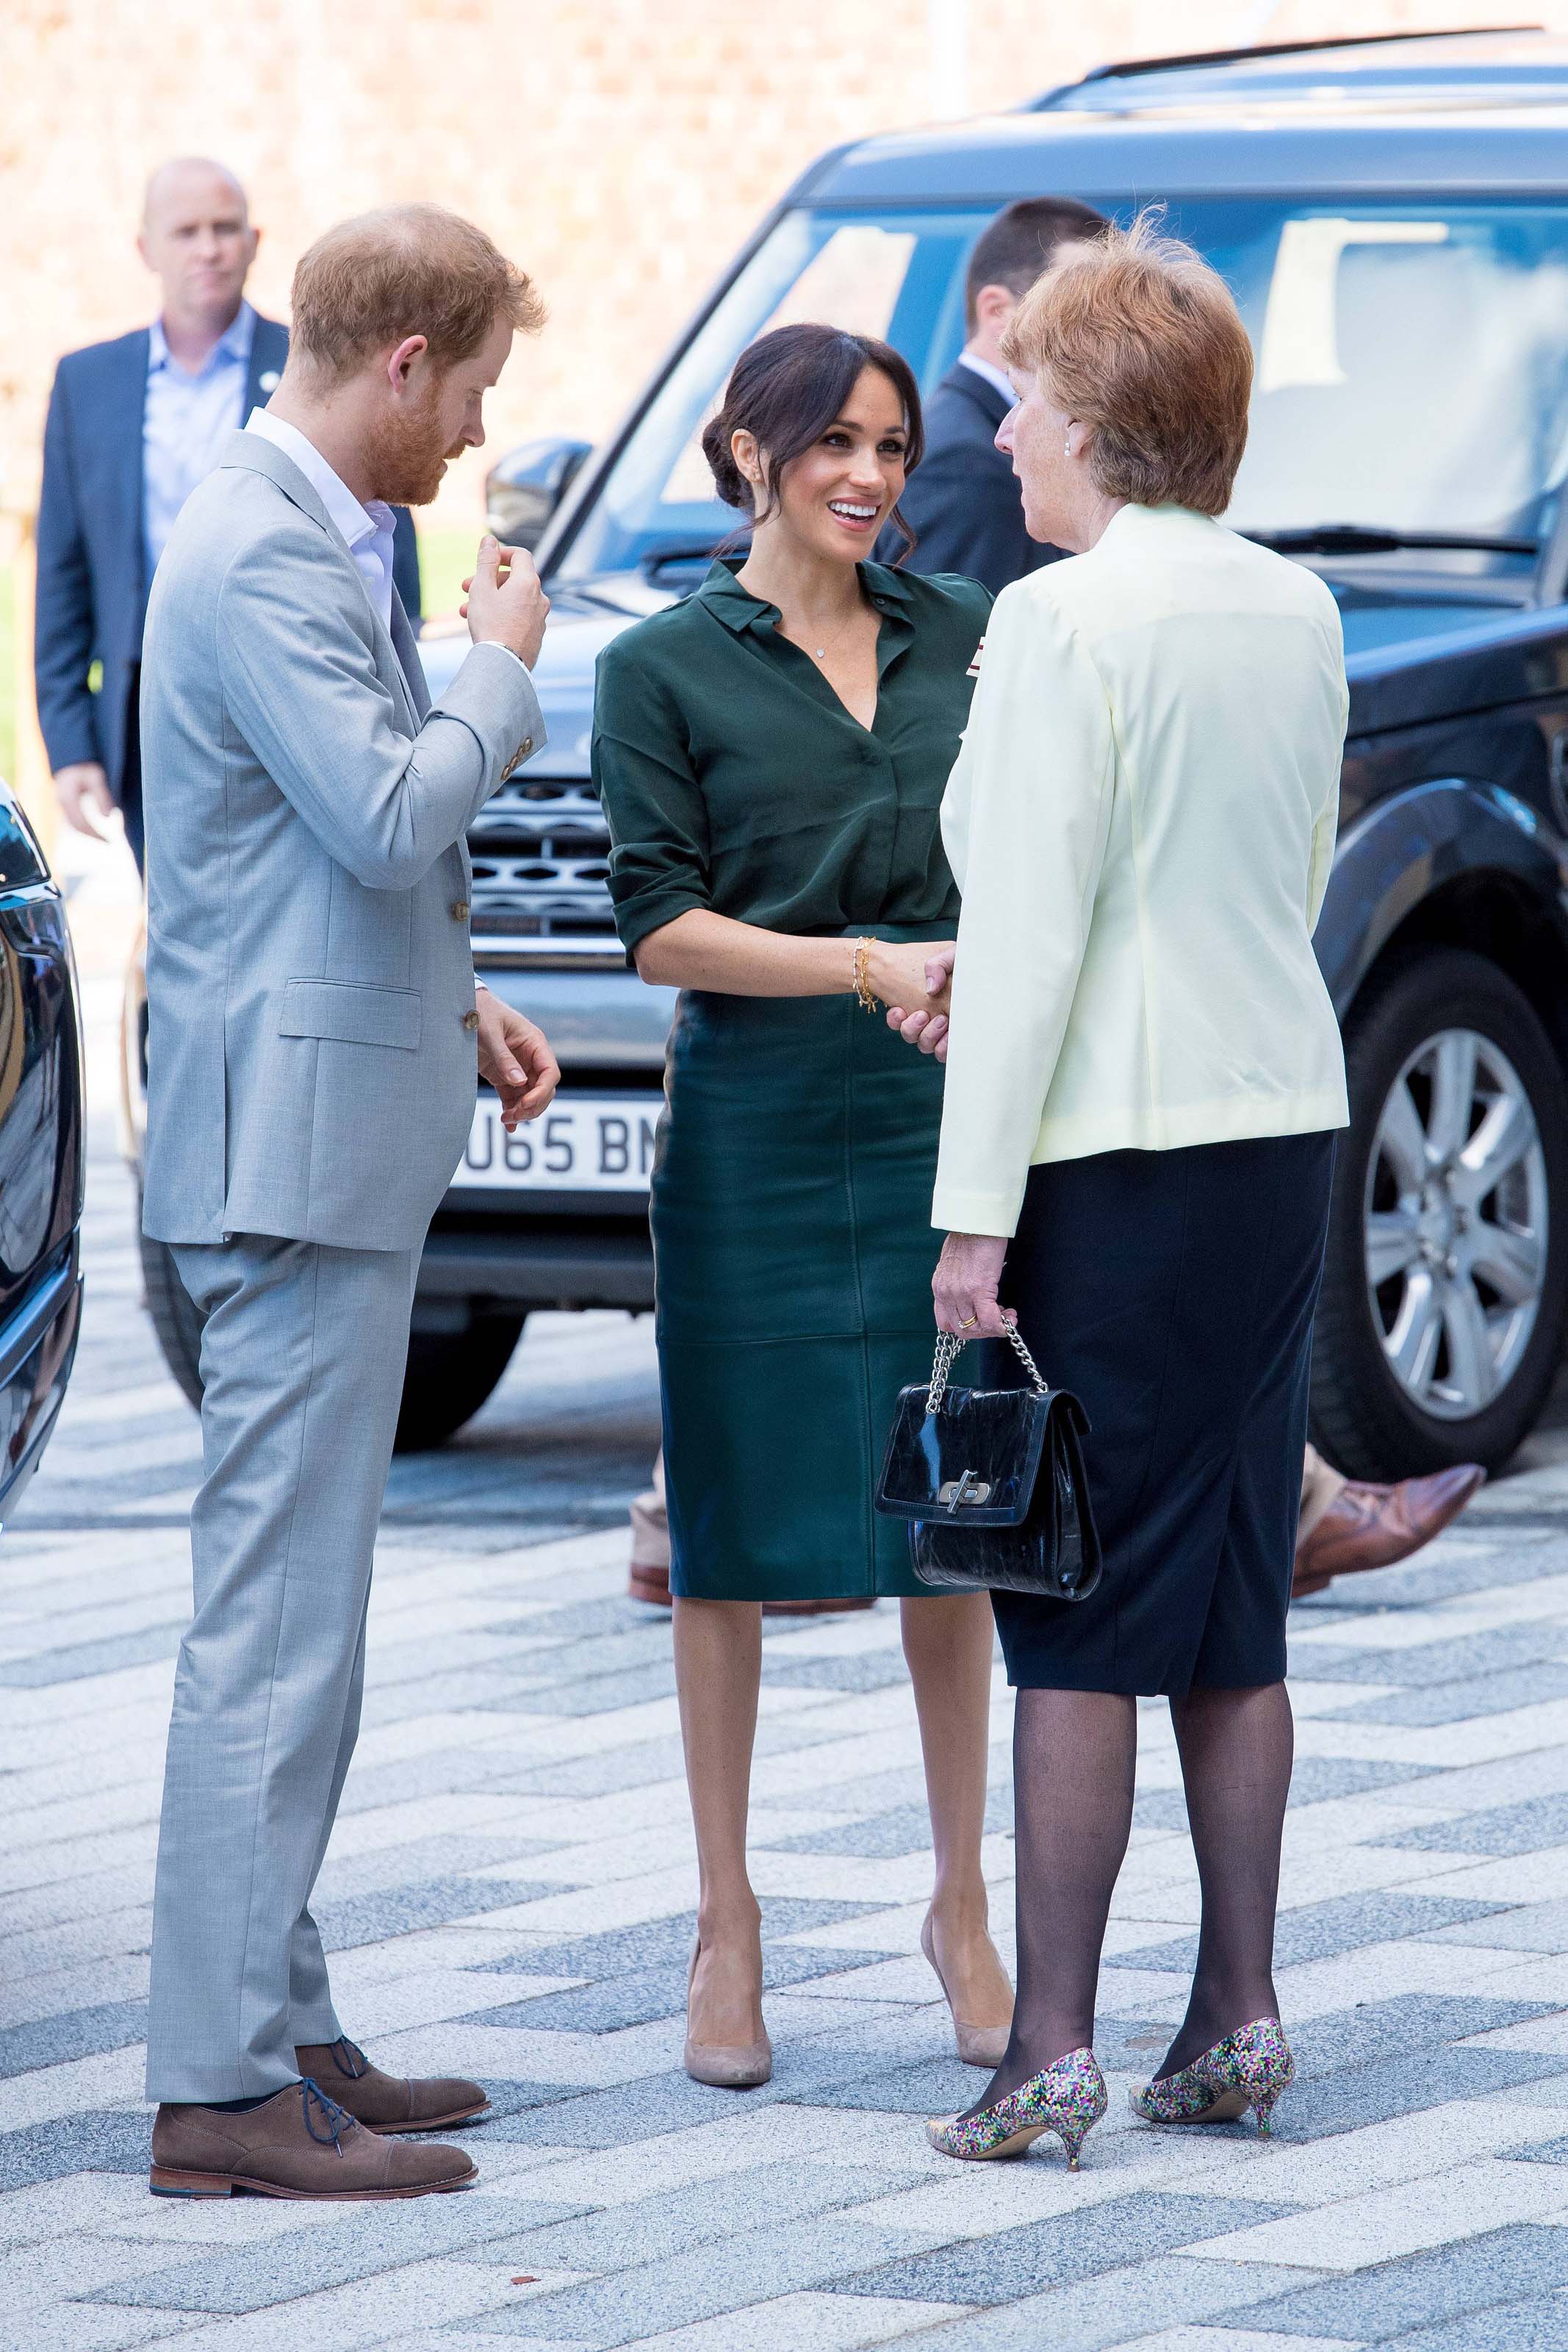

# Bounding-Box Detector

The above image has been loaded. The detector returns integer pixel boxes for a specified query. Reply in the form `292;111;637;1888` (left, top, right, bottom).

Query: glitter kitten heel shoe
1131;2017;1295;2137
683;1938;772;2090
927;2046;1107;2165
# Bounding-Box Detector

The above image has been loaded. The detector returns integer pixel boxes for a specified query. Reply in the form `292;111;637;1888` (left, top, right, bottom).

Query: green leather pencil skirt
652;946;946;1602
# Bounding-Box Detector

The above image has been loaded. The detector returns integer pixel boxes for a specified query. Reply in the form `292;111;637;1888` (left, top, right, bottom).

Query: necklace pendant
814;647;825;659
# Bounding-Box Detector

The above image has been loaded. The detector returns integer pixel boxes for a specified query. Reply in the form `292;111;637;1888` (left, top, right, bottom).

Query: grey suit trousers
145;1234;418;2102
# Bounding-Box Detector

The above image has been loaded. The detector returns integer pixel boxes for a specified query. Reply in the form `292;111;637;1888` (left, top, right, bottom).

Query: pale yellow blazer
932;501;1350;1238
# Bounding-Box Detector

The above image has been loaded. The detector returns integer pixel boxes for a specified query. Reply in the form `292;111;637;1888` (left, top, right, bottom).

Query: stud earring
1064;438;1072;457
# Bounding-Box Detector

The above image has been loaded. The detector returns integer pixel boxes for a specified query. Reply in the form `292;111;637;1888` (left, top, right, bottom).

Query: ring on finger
957;1312;979;1330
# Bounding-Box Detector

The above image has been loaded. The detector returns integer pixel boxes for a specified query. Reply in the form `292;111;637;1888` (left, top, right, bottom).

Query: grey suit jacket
140;429;544;1252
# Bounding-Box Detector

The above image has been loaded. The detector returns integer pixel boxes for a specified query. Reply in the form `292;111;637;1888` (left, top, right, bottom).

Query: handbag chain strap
926;1323;1049;1414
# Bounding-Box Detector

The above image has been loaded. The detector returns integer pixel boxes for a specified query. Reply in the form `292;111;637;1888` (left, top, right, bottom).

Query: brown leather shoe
150;2079;477;2198
1292;1463;1486;1598
295;2037;488;2134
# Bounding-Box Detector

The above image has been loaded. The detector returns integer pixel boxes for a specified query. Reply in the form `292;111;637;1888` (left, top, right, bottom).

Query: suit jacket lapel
389;586;469;886
943;362;1012;432
116;331;152;606
245;315;289;419
219;431;419;728
389;589;431;720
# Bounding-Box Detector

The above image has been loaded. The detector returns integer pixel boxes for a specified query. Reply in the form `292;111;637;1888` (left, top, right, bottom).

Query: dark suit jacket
882;362;1063;596
35;311;422;800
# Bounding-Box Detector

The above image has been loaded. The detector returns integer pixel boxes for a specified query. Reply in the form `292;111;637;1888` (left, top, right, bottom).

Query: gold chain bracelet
852;936;880;1014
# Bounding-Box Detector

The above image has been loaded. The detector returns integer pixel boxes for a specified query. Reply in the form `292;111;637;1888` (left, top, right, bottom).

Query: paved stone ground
7;879;1568;2348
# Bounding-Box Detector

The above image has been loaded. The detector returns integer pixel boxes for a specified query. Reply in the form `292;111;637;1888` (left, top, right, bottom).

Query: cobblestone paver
7;917;1568;2348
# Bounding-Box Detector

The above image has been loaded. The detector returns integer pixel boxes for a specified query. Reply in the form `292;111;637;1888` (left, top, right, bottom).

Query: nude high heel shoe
921;1911;1012;2070
683;1938;772;2090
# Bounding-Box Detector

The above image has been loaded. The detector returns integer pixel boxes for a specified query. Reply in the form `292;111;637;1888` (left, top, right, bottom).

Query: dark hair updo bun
702;322;925;561
700;412;751;509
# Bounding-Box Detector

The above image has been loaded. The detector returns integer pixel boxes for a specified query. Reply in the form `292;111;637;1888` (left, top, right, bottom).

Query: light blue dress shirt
143;302;258;580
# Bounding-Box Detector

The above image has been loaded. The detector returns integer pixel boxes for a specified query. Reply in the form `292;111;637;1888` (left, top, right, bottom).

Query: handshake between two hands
880;940;956;1063
876;942;1013;1334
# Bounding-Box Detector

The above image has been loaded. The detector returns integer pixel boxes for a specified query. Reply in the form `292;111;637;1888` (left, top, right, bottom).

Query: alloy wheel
1364;1026;1548;1421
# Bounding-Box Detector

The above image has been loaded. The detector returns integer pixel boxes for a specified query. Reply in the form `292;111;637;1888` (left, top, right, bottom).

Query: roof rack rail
1029;24;1544;110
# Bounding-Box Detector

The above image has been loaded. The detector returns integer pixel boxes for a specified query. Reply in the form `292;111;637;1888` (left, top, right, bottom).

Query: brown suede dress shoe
150;2079;477;2199
1292;1463;1486;1599
295;2037;489;2134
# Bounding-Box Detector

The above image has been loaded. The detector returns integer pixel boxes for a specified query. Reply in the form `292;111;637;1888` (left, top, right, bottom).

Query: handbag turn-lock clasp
939;1471;992;1513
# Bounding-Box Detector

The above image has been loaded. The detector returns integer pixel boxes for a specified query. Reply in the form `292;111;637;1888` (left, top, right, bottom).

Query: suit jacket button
519;735;533;759
451;899;470;920
462;1008;481;1032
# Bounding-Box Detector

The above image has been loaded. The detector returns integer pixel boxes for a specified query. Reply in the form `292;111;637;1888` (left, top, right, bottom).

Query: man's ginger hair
289;203;544;380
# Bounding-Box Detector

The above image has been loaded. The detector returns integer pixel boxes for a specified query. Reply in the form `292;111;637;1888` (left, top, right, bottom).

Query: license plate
450;1093;662;1193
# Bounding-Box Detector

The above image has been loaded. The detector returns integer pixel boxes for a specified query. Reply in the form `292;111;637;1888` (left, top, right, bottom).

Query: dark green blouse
591;559;992;952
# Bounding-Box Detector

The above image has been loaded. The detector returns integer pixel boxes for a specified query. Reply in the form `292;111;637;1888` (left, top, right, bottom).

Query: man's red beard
363;385;461;507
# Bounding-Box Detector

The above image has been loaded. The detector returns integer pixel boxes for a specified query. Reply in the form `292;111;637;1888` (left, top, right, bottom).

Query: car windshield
553;207;991;581
552;195;1568;589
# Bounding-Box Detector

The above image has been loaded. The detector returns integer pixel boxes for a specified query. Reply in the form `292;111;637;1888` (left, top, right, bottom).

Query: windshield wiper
1244;524;1539;559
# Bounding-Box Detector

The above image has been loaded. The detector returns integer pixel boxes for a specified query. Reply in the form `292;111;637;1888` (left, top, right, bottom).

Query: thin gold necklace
794;600;863;664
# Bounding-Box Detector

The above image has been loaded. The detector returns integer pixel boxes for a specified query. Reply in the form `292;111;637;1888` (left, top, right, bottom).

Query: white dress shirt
932;502;1351;1238
143;302;256;578
958;351;1018;410
243;407;397;631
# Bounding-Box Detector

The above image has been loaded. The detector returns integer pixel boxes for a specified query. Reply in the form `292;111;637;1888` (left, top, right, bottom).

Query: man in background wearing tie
35;157;420;872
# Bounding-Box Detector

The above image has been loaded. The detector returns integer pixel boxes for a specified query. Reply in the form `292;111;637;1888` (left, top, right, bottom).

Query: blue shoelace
299;2076;356;2153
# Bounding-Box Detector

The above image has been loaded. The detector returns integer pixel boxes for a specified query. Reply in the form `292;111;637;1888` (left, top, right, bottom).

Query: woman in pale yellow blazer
918;218;1350;2168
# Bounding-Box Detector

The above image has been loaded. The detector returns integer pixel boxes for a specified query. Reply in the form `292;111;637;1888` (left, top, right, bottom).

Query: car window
553;207;988;581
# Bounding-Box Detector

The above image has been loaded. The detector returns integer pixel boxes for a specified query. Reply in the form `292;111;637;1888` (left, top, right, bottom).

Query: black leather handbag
875;1324;1101;1602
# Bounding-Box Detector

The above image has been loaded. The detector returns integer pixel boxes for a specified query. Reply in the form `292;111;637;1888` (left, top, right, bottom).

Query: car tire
1311;947;1568;1480
137;1202;525;1454
138;1223;206;1412
394;1316;528;1452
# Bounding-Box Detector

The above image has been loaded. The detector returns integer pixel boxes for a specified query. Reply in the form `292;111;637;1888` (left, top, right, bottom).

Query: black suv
0;781;84;1516
138;25;1568;1476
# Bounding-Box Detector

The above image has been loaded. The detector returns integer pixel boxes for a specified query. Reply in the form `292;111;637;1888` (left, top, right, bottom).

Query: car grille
467;774;621;961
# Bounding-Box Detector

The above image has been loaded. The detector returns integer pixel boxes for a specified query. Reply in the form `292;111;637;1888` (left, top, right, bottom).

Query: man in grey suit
140;204;561;2200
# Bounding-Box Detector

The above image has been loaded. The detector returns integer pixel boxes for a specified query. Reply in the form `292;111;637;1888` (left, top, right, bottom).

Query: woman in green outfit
592;324;1014;2088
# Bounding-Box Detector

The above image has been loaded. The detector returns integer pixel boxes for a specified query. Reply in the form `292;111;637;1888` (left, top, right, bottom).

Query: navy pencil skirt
989;1130;1336;1698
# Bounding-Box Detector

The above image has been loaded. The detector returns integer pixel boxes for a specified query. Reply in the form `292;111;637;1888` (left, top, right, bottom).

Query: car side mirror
0;781;48;892
485;437;593;552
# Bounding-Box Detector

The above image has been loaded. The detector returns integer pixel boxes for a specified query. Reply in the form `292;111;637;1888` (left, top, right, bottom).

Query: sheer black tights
968;1680;1293;2115
968;1689;1136;2111
1159;1680;1294;2077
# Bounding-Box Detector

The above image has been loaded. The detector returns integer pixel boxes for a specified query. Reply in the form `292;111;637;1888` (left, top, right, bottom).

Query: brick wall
2;0;1551;530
